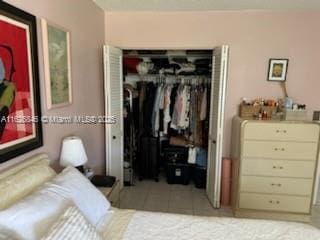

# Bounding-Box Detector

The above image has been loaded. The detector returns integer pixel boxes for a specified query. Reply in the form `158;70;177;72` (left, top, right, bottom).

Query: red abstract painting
0;1;42;163
0;17;34;145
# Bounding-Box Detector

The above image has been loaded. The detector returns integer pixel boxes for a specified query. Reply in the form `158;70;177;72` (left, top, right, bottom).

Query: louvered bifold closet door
206;46;229;208
104;45;123;188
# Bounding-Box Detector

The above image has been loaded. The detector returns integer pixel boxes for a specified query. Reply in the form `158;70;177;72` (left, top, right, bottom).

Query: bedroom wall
105;11;320;156
0;0;106;173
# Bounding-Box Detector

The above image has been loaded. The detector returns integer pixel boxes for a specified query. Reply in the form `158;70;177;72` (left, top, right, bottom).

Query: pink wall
0;0;105;173
105;11;320;156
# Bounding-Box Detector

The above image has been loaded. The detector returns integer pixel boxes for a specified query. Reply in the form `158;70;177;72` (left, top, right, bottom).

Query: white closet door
206;45;229;208
103;45;123;188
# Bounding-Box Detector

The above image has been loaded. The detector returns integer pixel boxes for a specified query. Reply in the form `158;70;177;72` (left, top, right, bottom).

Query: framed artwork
0;1;42;163
268;59;289;82
41;18;72;109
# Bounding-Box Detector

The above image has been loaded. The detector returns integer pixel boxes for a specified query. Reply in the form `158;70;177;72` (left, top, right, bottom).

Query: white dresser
231;117;320;222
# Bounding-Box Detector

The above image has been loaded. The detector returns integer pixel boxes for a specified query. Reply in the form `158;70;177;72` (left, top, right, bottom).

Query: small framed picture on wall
268;59;289;82
41;18;72;109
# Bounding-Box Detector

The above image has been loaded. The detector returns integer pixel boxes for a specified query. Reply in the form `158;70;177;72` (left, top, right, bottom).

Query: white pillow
0;160;56;210
41;206;103;240
0;184;71;240
45;167;111;226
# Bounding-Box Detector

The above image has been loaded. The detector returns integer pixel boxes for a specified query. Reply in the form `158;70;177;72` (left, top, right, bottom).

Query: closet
104;46;229;208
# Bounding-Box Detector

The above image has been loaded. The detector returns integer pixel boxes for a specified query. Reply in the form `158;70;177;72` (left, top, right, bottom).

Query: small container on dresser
231;117;320;222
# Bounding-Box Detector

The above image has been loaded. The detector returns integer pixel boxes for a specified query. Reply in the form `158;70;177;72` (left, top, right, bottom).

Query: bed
0;154;319;240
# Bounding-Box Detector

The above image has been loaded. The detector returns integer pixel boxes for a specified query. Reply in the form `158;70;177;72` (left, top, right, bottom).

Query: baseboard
234;209;311;223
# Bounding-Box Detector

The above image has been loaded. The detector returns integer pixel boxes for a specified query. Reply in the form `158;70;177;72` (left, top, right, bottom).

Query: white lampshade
60;136;88;167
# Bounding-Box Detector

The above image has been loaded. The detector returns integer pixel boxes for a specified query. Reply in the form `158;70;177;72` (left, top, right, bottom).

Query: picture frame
41;18;72;109
0;1;43;163
267;59;289;82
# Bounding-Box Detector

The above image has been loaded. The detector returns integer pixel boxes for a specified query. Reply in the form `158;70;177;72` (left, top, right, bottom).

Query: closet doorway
104;46;229;209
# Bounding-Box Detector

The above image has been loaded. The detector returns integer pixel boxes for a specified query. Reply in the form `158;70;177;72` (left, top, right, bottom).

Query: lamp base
76;165;85;173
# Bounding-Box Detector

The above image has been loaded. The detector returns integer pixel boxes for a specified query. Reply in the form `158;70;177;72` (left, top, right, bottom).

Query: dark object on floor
163;146;188;163
90;175;116;187
194;165;207;189
139;137;159;181
166;162;190;185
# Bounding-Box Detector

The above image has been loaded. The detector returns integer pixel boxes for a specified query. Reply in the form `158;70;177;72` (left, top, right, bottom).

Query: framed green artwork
41;19;72;109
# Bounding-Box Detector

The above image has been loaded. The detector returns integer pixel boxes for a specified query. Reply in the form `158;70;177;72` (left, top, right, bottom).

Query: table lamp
60;136;88;173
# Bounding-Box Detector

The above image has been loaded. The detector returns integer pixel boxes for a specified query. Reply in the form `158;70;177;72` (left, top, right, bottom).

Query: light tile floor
120;174;320;228
120;174;234;217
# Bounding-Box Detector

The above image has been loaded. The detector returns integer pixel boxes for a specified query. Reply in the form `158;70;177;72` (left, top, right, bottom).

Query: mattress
100;209;320;240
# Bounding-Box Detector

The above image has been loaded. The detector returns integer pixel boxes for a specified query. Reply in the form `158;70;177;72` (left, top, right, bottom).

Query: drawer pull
271;183;282;187
274;147;285;151
268;200;281;204
272;166;284;169
276;130;287;133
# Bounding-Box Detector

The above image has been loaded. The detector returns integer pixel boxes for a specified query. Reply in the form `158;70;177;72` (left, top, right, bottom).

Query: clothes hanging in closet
136;79;209;147
200;87;207;121
141;82;157;136
170;84;191;130
151;84;163;137
163;85;173;135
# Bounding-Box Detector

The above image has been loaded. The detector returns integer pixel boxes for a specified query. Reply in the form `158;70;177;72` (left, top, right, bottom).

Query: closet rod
123;54;212;59
129;73;211;78
139;75;211;84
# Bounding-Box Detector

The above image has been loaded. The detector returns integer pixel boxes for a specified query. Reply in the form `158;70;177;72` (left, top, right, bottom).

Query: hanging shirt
151;84;165;137
170;84;191;130
151;85;161;136
178;85;190;129
159;84;165;110
200;87;207;121
163;85;173;135
138;82;146;133
189;85;198;141
170;85;184;130
194;85;204;146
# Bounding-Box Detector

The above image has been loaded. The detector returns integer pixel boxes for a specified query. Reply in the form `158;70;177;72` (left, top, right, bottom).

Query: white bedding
102;209;320;240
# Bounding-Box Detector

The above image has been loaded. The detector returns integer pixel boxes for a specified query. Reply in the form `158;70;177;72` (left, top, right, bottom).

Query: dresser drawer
240;176;313;196
243;122;319;142
243;141;318;161
242;159;315;178
239;193;311;213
